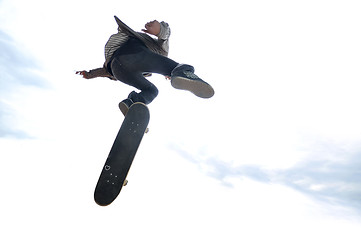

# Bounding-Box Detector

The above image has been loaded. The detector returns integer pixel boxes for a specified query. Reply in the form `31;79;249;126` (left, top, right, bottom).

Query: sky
1;0;361;239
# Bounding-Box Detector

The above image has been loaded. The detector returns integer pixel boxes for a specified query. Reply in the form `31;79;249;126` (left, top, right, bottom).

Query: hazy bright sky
1;0;361;239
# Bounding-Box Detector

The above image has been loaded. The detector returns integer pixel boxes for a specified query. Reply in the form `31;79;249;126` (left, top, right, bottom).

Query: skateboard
94;102;150;206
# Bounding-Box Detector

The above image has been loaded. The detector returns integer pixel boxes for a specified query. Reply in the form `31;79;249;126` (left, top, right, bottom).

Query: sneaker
170;64;214;98
118;98;134;116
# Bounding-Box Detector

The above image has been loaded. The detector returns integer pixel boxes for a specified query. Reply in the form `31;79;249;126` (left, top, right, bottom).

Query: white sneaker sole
118;102;129;116
171;76;214;98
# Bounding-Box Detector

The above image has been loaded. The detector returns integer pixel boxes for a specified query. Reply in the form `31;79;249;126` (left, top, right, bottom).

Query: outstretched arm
76;67;115;80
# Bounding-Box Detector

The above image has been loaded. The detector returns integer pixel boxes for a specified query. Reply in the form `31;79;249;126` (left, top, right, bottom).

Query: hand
142;20;161;36
76;70;90;79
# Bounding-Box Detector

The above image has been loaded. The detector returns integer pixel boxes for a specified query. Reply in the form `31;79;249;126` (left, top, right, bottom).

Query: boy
76;16;214;115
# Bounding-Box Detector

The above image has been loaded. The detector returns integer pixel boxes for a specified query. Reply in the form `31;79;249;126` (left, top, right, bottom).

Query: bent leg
110;58;158;104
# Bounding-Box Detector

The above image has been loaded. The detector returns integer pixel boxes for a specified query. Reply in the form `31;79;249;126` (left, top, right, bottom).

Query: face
144;20;161;35
145;20;160;28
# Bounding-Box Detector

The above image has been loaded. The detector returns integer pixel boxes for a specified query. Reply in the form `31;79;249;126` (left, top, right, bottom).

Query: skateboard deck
94;102;150;206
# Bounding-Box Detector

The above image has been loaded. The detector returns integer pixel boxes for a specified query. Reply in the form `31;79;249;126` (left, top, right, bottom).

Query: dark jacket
87;16;171;79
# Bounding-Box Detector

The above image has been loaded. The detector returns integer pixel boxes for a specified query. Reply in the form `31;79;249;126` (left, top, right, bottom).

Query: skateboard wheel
123;180;128;186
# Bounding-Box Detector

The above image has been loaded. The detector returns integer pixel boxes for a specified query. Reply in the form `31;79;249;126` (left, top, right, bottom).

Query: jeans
109;37;179;104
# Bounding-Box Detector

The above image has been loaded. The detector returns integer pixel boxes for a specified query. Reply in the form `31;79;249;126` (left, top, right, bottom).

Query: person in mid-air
76;16;214;115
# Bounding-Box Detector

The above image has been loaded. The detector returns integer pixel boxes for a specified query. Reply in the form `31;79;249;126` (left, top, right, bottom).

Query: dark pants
109;37;179;104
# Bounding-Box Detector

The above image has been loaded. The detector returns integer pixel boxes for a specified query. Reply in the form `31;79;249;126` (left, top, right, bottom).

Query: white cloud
0;29;49;137
172;136;361;213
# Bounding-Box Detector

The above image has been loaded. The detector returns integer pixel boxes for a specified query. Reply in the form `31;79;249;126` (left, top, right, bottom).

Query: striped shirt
104;19;170;63
104;32;129;61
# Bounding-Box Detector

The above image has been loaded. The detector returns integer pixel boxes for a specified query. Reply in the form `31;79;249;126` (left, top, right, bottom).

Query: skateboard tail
94;180;121;206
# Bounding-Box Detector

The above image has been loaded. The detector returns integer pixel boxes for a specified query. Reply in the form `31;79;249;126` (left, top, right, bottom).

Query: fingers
143;24;151;32
75;71;89;79
144;20;157;30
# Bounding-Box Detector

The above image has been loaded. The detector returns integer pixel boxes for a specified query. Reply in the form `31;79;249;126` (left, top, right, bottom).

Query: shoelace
184;71;199;79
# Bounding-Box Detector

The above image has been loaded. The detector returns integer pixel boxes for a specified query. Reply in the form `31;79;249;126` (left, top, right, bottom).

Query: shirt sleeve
88;67;115;80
